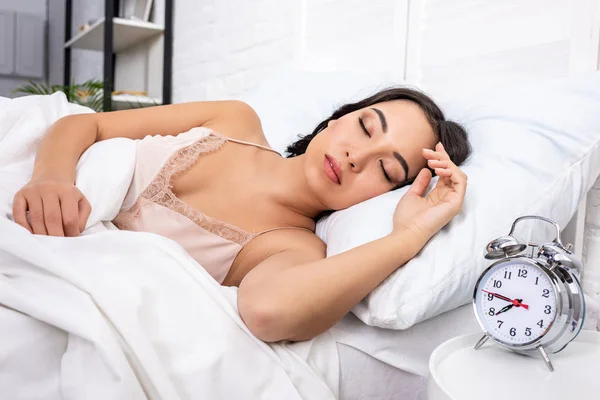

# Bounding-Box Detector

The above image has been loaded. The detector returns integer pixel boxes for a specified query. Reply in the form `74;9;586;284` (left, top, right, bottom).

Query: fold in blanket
0;93;339;400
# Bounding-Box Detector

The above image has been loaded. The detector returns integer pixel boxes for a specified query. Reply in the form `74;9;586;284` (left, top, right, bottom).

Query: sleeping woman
12;87;471;343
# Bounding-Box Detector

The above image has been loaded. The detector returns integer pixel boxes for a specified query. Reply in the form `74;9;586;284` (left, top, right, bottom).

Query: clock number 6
509;327;516;336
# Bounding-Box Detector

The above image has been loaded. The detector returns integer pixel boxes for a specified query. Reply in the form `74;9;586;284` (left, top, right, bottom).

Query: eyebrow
394;151;409;182
371;107;409;182
371;107;388;133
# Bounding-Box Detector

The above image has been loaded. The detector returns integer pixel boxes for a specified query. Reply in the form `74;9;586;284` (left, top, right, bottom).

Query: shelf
64;17;164;52
112;94;162;110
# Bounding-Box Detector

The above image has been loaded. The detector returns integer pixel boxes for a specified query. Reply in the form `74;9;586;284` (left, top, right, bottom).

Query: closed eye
358;117;370;137
380;160;392;183
359;117;392;183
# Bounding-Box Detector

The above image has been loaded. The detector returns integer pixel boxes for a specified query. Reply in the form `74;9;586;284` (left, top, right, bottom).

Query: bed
2;88;600;400
2;2;600;398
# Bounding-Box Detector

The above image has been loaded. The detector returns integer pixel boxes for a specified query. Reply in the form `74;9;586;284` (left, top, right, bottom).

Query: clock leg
537;345;554;372
474;334;489;350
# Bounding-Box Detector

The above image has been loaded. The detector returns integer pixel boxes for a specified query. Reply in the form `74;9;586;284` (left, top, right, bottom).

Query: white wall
405;0;600;100
172;0;408;102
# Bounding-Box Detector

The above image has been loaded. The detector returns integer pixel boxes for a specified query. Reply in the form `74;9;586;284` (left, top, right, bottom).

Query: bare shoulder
225;228;326;287
204;100;269;146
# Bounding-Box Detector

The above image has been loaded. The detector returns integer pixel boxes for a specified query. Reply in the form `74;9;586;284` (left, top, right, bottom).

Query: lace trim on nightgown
113;131;256;245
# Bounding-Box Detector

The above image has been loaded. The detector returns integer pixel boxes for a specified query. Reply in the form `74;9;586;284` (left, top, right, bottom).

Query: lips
324;154;342;185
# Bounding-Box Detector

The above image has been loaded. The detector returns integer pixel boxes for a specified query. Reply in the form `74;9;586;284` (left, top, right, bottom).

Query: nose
346;149;368;172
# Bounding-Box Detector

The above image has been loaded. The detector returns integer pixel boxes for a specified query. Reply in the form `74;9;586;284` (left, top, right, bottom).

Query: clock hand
482;290;529;309
495;304;514;315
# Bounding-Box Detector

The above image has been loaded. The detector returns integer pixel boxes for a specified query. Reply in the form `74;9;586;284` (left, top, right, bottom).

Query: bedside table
428;330;600;400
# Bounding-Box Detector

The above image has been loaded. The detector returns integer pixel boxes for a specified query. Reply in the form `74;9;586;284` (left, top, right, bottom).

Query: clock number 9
510;327;516;336
487;293;494;301
544;305;552;314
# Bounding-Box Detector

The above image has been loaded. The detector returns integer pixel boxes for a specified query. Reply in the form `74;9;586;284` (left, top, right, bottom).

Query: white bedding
338;344;428;400
0;93;339;400
333;304;480;400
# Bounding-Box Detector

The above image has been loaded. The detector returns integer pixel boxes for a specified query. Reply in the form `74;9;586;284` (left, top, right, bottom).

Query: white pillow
240;66;398;154
242;69;600;329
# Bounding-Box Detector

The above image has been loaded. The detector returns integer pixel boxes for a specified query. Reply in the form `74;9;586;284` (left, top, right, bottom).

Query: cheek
351;175;388;203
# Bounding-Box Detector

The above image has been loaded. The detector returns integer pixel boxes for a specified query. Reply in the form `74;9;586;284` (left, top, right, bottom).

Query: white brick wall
172;0;300;102
172;0;406;102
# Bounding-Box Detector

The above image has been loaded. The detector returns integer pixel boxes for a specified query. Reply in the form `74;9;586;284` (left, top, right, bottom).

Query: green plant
13;79;105;112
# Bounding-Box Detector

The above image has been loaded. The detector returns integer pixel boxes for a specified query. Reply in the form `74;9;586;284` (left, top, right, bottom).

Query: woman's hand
392;142;467;243
12;179;92;237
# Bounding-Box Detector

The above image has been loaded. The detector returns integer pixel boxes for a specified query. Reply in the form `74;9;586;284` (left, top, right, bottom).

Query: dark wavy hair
285;86;472;189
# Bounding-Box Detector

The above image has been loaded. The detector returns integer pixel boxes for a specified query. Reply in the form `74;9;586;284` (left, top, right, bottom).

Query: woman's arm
32;100;259;183
237;227;425;343
13;100;260;236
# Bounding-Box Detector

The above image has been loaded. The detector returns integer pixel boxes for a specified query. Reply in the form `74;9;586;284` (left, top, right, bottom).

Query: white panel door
0;11;15;75
15;13;45;79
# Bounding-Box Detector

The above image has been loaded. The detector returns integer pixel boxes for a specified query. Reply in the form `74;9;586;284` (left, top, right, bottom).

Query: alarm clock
472;215;586;371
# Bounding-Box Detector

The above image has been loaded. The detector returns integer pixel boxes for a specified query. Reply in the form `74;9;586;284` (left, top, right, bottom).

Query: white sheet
333;304;479;400
0;93;339;400
338;343;428;400
333;304;480;378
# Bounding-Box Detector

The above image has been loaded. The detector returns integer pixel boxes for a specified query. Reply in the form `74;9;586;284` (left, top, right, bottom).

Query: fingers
27;196;48;235
12;181;90;237
12;194;33;233
449;166;467;200
422;143;451;162
78;197;92;233
60;195;81;237
407;168;432;197
427;159;448;169
42;193;65;237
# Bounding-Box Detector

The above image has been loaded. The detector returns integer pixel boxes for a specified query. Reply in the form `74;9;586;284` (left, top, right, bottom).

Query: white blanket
0;93;339;400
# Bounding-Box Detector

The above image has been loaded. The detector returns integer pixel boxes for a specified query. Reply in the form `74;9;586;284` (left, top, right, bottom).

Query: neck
261;153;328;220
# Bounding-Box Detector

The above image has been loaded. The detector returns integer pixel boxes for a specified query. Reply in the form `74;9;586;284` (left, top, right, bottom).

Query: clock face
474;258;559;346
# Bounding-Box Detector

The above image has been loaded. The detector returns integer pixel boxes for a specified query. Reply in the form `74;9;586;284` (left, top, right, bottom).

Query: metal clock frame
472;216;586;371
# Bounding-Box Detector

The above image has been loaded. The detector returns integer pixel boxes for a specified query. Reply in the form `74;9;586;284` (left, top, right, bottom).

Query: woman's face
304;100;438;210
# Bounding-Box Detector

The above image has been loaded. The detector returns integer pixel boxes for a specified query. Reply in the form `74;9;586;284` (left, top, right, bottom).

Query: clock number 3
544;305;552;314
